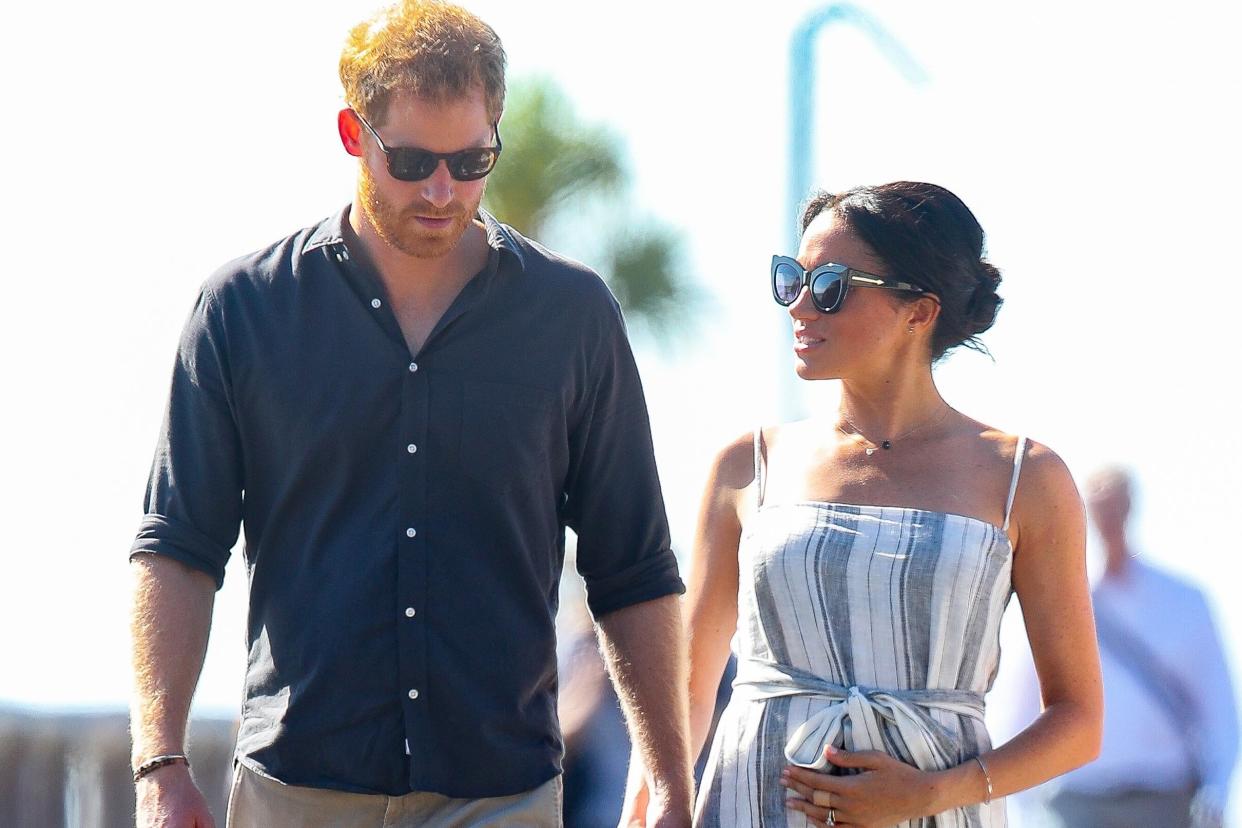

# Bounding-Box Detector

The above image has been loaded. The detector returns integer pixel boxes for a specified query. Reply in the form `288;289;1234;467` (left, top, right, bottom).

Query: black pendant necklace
837;408;950;456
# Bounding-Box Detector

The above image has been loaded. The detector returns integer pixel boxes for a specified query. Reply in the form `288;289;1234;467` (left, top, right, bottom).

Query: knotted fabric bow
732;658;990;827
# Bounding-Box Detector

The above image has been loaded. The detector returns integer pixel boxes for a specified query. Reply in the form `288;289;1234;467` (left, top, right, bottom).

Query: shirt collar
302;205;526;271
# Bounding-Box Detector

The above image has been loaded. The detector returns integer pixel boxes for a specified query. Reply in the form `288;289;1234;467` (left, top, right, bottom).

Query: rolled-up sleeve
130;285;243;589
563;294;684;618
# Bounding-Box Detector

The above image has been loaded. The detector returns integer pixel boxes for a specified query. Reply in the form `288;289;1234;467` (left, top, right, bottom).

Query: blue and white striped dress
693;431;1026;828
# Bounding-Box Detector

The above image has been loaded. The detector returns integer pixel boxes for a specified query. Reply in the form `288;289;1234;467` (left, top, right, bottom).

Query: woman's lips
794;332;825;352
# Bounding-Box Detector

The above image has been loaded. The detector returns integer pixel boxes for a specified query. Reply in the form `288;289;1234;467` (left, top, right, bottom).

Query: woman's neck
837;364;948;443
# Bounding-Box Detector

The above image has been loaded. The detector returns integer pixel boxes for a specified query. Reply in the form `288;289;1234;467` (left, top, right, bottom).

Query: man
128;2;694;825
1041;467;1238;828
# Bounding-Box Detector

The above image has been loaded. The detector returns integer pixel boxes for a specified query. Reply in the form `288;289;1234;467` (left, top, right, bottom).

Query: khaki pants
1047;787;1194;828
227;762;563;828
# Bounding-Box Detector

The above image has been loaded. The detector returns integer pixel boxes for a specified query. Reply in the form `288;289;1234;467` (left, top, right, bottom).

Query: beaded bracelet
973;755;994;804
133;753;190;783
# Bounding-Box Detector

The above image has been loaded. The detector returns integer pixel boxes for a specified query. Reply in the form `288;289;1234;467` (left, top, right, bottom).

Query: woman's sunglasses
771;255;929;314
354;110;502;182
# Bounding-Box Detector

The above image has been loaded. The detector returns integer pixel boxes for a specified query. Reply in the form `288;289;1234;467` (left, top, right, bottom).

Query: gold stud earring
907;327;915;334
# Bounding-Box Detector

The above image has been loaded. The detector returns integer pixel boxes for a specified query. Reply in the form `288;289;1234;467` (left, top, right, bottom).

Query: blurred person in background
126;2;694;826
1040;467;1239;828
622;182;1104;827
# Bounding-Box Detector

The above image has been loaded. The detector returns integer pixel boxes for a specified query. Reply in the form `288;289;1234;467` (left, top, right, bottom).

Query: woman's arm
920;441;1103;809
684;433;750;760
618;433;751;826
969;441;1104;793
785;441;1104;825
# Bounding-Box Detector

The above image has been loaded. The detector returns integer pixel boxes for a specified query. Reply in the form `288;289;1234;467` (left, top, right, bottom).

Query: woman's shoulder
712;420;806;466
970;422;1071;480
706;429;763;496
706;420;818;503
754;418;822;452
967;424;1082;541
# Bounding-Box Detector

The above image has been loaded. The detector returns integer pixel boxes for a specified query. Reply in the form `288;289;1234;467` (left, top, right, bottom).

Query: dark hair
800;182;1003;361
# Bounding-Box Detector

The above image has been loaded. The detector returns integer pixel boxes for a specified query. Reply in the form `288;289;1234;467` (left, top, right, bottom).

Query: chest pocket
459;380;557;495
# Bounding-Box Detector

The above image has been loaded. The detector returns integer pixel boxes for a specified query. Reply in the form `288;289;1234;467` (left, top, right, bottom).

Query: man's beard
358;165;478;259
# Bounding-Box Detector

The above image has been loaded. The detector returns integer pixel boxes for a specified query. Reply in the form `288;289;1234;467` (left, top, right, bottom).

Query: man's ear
338;109;363;157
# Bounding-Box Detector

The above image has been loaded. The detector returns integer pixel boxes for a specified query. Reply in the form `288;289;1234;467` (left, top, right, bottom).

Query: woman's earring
907;326;915;334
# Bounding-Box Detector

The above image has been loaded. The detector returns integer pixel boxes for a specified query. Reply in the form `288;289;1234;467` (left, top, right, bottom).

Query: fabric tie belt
732;658;986;774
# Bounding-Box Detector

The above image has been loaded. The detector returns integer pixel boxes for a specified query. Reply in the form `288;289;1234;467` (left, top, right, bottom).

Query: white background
1;0;1239;821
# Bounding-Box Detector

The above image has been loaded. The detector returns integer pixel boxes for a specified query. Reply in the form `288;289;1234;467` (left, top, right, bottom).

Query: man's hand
135;763;217;828
644;787;693;828
596;596;694;827
130;555;217;826
617;770;693;828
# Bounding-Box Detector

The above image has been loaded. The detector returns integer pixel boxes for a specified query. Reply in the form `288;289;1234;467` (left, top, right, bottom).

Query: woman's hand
617;771;651;827
781;745;942;827
618;773;695;827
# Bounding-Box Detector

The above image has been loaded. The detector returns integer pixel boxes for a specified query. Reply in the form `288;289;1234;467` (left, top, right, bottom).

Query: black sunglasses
354;110;502;182
771;255;929;313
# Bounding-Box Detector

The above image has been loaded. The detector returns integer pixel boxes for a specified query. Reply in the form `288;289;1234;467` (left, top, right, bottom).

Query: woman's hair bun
965;260;1003;335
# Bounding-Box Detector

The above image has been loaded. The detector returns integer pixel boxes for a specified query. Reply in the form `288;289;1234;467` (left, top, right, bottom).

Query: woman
622;182;1102;827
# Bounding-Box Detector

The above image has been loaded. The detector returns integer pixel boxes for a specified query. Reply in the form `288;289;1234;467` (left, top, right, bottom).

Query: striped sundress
693;430;1026;827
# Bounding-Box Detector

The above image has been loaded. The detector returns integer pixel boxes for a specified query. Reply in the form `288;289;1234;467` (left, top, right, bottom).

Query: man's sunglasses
354;110;502;182
771;255;929;314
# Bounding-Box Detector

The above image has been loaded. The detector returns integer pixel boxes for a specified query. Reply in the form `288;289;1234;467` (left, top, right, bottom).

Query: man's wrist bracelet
133;754;190;783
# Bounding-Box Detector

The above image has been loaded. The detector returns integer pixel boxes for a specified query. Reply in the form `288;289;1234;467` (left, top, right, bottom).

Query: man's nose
420;162;454;209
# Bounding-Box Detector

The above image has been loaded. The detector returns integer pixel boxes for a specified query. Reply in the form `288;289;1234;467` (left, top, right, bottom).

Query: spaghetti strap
753;426;766;511
1002;436;1028;532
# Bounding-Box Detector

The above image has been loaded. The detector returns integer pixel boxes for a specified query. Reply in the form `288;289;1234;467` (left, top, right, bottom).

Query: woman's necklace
837;406;952;456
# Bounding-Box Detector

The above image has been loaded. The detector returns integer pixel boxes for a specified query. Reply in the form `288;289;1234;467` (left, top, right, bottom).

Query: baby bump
696;696;998;827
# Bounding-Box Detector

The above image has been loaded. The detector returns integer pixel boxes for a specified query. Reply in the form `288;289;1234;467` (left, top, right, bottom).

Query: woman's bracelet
973;755;993;804
133;753;190;783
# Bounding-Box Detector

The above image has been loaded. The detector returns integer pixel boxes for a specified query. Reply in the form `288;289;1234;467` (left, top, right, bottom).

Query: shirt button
406;527;417;538
408;688;420;700
405;607;417;618
371;298;382;309
406;444;417;454
408;362;418;372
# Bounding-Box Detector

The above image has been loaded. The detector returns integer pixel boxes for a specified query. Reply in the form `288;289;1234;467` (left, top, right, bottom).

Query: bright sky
2;0;1240;819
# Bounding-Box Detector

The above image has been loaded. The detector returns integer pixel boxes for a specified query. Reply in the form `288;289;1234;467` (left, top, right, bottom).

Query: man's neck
1101;535;1134;581
347;201;488;296
346;200;492;356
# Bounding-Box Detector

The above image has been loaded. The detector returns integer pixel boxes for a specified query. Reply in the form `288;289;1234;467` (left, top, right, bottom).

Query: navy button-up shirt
131;207;684;798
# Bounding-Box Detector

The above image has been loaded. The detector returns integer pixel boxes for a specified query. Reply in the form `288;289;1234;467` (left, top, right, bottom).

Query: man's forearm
129;554;216;767
596;594;693;820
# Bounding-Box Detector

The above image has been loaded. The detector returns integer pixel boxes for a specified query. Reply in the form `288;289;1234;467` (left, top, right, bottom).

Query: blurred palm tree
485;77;689;338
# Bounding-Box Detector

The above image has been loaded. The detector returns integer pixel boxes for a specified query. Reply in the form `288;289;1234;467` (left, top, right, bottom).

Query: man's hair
339;0;507;126
1085;466;1133;503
